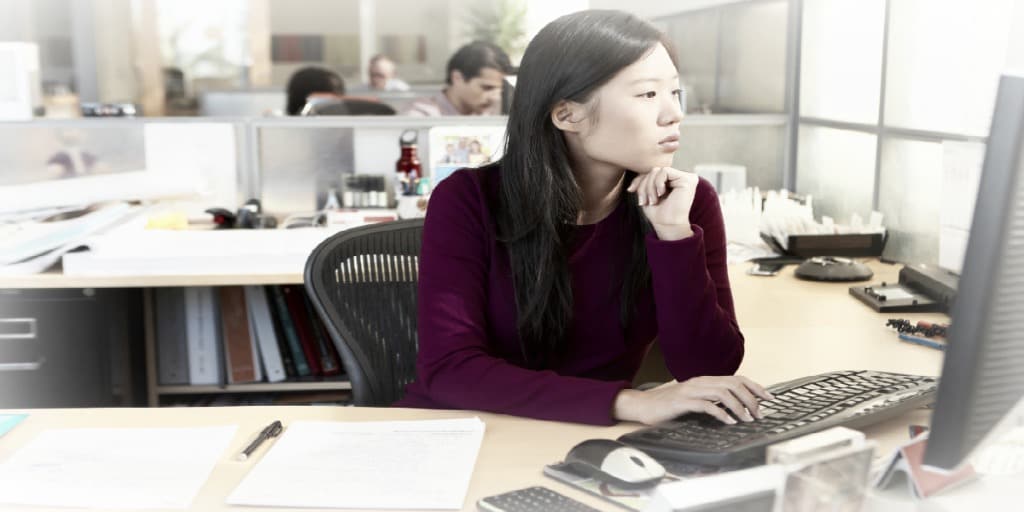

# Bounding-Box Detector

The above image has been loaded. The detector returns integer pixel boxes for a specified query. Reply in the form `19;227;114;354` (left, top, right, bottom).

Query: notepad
227;418;486;510
0;414;27;437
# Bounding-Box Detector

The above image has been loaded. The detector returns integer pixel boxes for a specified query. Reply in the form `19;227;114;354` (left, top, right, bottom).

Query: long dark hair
493;10;677;369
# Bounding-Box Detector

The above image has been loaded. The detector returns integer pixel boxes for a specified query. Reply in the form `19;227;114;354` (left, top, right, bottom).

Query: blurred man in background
403;41;511;116
367;54;410;92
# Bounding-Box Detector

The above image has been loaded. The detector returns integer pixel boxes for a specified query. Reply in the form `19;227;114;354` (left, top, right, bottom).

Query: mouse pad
544;459;743;511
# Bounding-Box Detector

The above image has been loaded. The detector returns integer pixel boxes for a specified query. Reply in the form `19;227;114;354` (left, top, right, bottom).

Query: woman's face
574;43;684;174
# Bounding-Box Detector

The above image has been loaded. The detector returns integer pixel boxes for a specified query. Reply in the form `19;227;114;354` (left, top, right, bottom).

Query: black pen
237;420;283;461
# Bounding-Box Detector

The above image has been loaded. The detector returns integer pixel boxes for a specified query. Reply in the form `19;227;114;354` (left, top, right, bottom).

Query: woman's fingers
699;401;738;425
723;383;762;420
628;173;647;204
648;167;667;204
626;176;639;193
737;375;775;401
708;387;753;422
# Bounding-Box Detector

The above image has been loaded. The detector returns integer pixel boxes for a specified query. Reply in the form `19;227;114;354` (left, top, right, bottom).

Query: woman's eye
640;91;657;99
672;89;683;97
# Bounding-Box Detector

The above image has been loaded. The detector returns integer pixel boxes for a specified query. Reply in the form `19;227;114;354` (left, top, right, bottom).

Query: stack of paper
227;418;486;509
0;426;236;509
0;202;141;275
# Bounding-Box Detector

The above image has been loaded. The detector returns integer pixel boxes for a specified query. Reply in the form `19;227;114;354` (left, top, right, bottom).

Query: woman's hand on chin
626;167;698;241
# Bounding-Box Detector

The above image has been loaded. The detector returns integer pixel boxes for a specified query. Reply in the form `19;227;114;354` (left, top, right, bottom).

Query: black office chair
304;219;424;406
304;98;397;116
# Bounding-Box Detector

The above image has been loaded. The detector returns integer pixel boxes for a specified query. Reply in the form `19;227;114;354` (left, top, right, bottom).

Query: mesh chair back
304;219;424;406
308;99;397;116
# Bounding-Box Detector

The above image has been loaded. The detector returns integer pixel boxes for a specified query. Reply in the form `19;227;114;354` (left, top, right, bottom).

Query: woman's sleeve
414;171;630;425
645;178;745;380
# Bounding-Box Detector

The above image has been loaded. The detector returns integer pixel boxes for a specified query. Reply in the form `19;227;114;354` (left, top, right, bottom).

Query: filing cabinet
0;288;143;408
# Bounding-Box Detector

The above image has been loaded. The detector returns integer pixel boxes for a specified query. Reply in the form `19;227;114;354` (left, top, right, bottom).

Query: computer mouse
564;439;666;488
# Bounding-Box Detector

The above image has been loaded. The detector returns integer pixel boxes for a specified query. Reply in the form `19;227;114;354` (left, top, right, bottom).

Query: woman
397;10;772;426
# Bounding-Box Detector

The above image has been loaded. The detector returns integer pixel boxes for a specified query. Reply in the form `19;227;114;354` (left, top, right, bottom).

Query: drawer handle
0;357;45;372
0;318;37;340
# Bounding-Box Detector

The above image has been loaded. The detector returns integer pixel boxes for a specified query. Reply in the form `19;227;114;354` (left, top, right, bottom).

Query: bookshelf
1;270;352;407
155;380;351;394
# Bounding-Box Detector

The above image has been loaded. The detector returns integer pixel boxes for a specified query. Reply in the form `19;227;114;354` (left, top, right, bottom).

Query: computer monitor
923;73;1024;471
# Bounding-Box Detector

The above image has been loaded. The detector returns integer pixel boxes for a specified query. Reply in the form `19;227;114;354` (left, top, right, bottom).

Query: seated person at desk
397;10;771;426
285;66;346;116
366;54;410;92
402;41;512;116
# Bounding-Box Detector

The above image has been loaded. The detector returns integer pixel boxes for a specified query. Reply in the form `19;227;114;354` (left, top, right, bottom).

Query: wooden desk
1;261;1016;510
0;407;1014;512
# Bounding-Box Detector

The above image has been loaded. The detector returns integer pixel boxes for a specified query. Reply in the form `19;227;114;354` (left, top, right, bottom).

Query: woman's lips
658;134;680;151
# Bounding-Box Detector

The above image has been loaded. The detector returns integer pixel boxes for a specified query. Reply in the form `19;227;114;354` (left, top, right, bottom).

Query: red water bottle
396;129;422;195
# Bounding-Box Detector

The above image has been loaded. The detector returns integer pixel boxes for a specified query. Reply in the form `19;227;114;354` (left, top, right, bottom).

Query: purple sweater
396;167;744;425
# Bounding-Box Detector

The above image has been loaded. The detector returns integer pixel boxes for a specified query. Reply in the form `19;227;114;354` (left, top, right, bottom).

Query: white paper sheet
0;426;237;509
227;418;486;510
61;227;340;276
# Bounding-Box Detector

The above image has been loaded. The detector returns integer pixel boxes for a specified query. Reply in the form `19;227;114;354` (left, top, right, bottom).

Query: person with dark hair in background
285;66;346;116
403;41;512;116
396;10;771;426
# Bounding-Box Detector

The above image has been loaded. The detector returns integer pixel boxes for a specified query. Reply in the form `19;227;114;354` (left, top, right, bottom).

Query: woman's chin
623;157;677;174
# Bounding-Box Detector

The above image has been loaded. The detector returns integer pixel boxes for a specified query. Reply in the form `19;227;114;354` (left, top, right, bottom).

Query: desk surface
1;261;1015;511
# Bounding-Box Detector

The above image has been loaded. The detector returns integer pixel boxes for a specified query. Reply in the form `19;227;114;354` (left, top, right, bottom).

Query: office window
675;125;786;191
799;0;885;124
663;9;719;114
795;125;876;222
884;0;1014;136
660;0;787;114
156;0;252;91
876;137;944;264
717;0;788;113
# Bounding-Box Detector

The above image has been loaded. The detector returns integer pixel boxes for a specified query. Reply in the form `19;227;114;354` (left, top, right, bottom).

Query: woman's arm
643;177;745;378
612;172;765;426
414;170;631;425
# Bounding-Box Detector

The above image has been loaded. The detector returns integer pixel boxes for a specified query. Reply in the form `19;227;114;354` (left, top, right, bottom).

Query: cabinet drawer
0;289;109;408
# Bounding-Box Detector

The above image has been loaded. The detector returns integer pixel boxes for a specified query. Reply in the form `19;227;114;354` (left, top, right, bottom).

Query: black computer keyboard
618;370;938;467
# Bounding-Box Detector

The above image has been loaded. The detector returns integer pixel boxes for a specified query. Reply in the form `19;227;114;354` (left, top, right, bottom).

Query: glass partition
0;121;145;186
0;114;791;221
658;0;789;114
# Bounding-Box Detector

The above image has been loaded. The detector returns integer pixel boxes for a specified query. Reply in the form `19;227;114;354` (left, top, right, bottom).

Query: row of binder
159;390;352;407
155;285;344;386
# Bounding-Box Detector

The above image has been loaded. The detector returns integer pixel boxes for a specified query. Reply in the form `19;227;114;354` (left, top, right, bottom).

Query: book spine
219;286;257;383
267;285;311;377
282;285;322;376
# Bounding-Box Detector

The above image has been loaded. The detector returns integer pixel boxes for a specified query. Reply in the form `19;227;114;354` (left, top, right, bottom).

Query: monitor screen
923;73;1024;470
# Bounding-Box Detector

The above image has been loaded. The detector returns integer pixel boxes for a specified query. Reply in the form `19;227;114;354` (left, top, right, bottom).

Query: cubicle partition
0;114;788;220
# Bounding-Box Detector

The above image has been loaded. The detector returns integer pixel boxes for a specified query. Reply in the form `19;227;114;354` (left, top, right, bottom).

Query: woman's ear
550;100;584;133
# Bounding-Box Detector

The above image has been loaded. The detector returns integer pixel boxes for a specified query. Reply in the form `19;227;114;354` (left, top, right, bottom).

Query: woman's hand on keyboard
613;375;774;426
